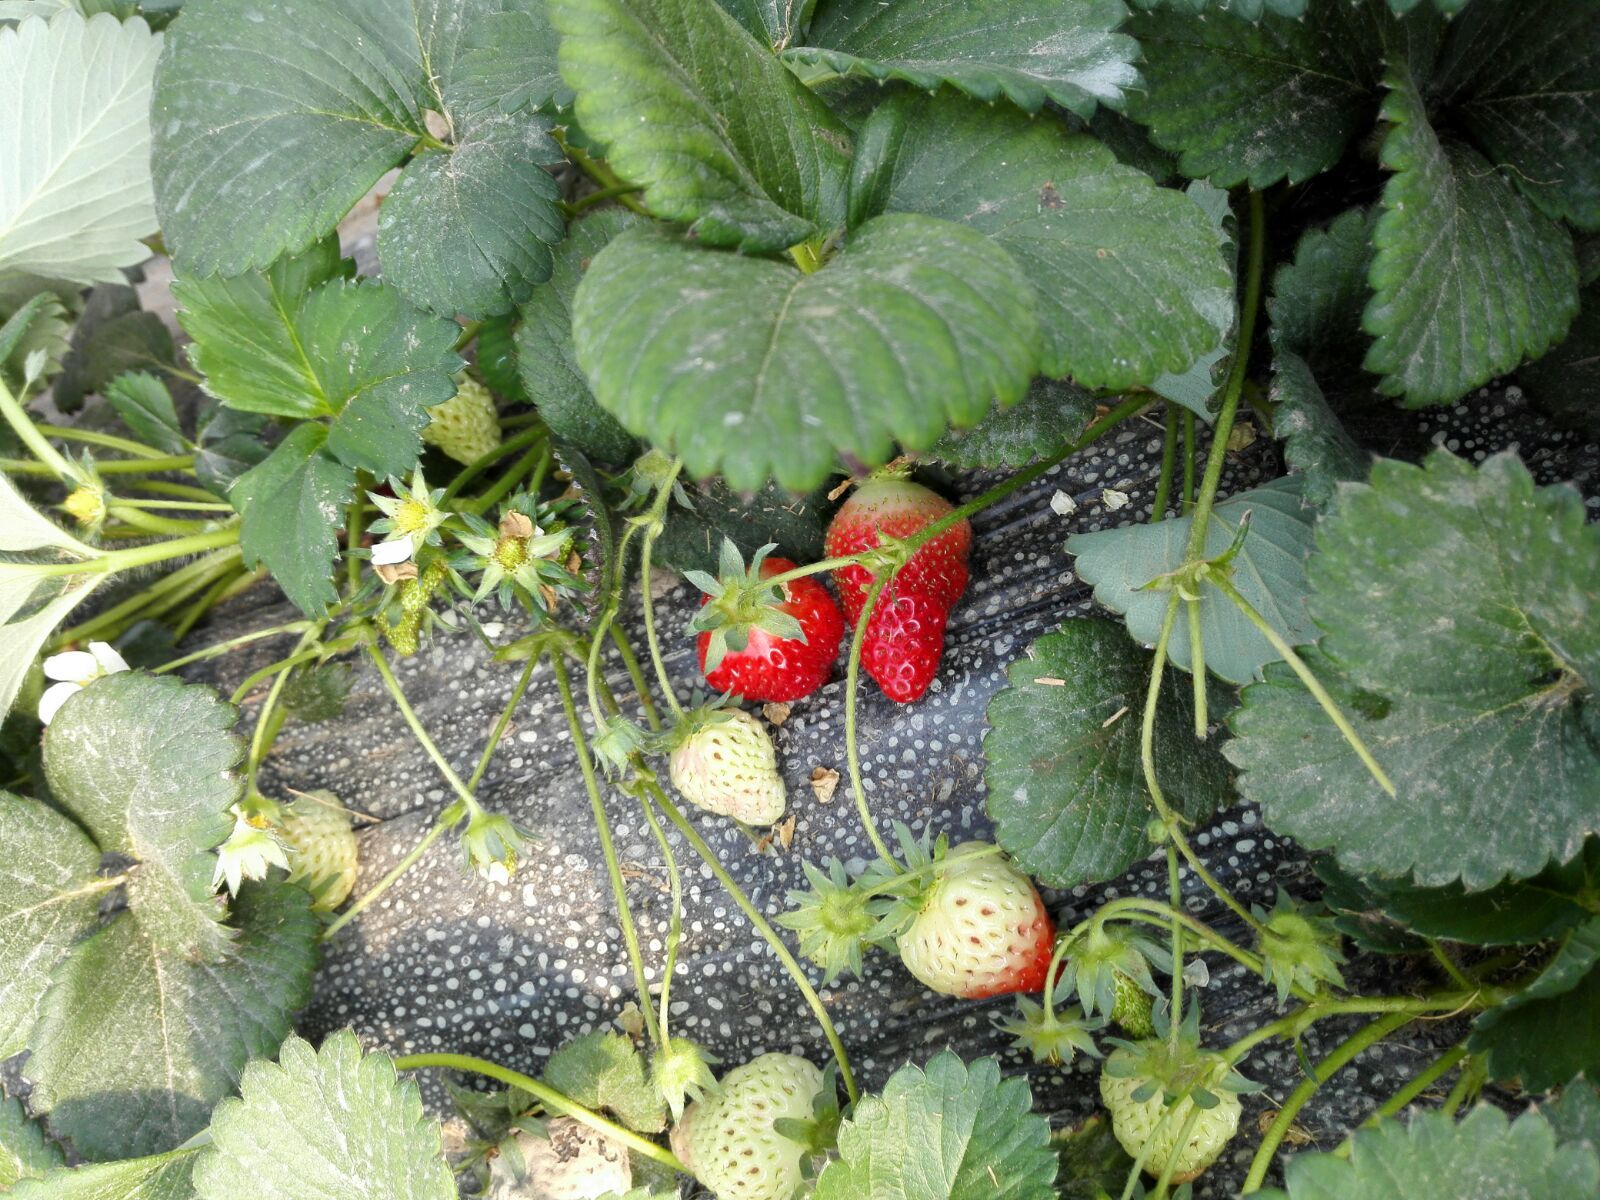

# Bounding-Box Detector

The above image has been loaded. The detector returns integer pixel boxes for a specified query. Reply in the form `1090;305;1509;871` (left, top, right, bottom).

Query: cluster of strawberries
693;474;974;705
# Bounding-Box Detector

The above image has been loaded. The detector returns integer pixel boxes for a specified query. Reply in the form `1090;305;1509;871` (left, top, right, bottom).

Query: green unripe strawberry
1111;969;1156;1038
670;1053;824;1200
1098;1040;1244;1185
668;709;786;825
277;791;359;911
423;375;499;466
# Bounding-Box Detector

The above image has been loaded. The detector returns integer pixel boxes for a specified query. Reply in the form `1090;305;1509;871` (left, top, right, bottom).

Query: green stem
171;563;246;640
1167;845;1184;1048
1241;1011;1415;1193
639;788;685;1042
391;1053;689;1175
20;526;237;579
322;813;460;940
1088;897;1284;993
469;654;541;792
609;626;662;732
465;444;546;516
567;182;645;214
155;621;315;674
555;131;650;218
843;571;897;866
346;475;367;593
638;461;687;721
439;427;544;504
111;497;233;512
1181;410;1196;513
551;652;661;1048
1186;593;1208;738
1427;941;1474;991
105;504;210;536
645;776;859;1103
1;454;196;477
367;642;478;808
246;625;323;799
1208;573;1395;796
0;373;75;479
229;635;362;705
1440;1056;1483;1116
1151;403;1177;522
1357;1043;1468;1133
50;547;243;647
128;480;224;503
37;424;175;460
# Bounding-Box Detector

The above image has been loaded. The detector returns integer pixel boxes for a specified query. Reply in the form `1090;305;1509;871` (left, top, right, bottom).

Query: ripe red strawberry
825;474;972;622
886;841;1055;999
690;543;844;703
825;474;971;702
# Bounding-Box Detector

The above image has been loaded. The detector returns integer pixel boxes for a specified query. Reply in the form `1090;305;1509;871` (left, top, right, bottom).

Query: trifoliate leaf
1519;279;1600;438
175;241;461;476
0;12;160;285
516;210;643;465
27;881;317;1161
717;0;814;48
814;1052;1055;1199
1268;208;1377;390
8;1149;199;1200
0;1092;63;1187
229;423;355;617
542;1032;667;1134
1432;0;1600;232
985;620;1229;888
105;371;187;455
1471;917;1600;1090
850;92;1230;391
43;671;241;961
192;1031;456;1200
1226;451;1600;889
655;478;829;578
571;216;1039;492
1256;1106;1600;1200
1068;476;1318;685
930;377;1096;470
550;0;851;253
1270;352;1368;511
0;792;103;1058
1363;62;1579;406
1127;0;1385;187
788;0;1138;118
444;0;567;119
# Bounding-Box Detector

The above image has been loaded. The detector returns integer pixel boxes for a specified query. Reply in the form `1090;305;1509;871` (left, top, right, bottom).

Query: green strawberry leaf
717;0;815;48
550;0;852;253
1433;0;1600;232
1471;917;1600;1090
26;881;317;1161
175;240;462;476
9;1149;199;1200
1255;1107;1600;1200
1226;451;1600;889
193;402;271;500
193;1031;456;1200
516;209;643;465
542;1032;666;1134
788;0;1138;118
929;377;1096;470
55;305;178;412
1269;208;1378;393
985;619;1230;889
0;792;104;1058
815;1052;1055;1199
851;92;1231;391
105;372;188;455
229;424;355;618
1363;62;1579;406
1270;352;1368;512
1127;0;1386;188
43;671;243;961
1546;1078;1600;1160
1068;476;1318;685
152;0;565;317
0;1091;63;1187
474;313;528;404
444;0;568;119
1519;278;1600;439
655;478;829;578
0;10;161;286
571;215;1040;492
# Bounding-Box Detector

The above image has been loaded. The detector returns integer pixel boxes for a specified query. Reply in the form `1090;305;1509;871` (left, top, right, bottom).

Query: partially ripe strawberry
422;374;500;466
1099;1043;1242;1184
670;1053;824;1200
277;791;359;911
668;709;786;825
825;474;971;622
859;590;948;703
690;544;844;704
893;841;1055;999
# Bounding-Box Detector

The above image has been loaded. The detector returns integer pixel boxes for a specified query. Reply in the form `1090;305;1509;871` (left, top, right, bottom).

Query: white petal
371;538;414;566
42;650;98;684
38;681;82;725
88;642;129;675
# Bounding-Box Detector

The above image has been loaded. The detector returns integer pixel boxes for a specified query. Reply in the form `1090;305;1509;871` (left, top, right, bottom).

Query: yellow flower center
492;535;528;571
394;498;433;534
64;486;106;527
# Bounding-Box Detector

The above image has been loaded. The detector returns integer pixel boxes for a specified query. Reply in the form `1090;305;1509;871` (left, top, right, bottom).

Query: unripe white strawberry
668;710;786;825
1099;1044;1241;1183
423;374;499;466
277;791;359;911
670;1053;823;1200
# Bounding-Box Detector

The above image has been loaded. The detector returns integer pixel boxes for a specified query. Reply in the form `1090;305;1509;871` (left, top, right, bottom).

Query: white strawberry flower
38;641;128;725
212;804;290;897
368;467;448;566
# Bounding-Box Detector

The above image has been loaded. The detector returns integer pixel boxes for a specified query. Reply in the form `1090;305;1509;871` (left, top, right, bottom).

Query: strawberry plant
1;0;1599;1198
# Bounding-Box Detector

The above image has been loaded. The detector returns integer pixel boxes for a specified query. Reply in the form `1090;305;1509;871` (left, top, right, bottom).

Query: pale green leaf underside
572;215;1040;492
1270;351;1368;511
984;620;1228;888
0;12;160;286
1127;0;1383;188
1068;476;1317;684
194;1031;456;1200
1259;1107;1599;1200
9;1149;199;1200
1363;63;1578;406
930;376;1095;470
0;793;103;1058
789;0;1138;118
43;671;242;960
26;882;318;1162
815;1052;1055;1200
1227;451;1600;889
855;92;1231;391
550;0;851;253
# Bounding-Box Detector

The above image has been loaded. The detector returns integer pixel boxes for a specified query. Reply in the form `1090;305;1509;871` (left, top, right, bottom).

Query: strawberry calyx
996;997;1106;1066
775;858;880;982
1253;887;1348;1006
1058;920;1172;1025
686;540;809;675
651;1036;721;1124
1102;1005;1260;1108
